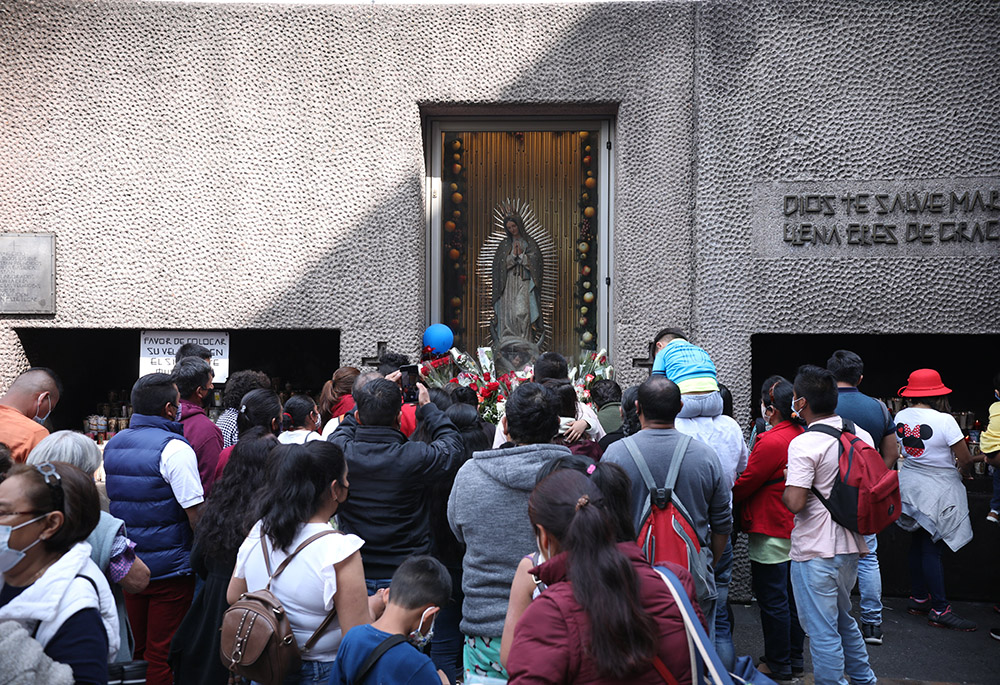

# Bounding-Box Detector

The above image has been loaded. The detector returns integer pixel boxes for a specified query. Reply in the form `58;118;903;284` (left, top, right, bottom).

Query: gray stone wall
1;0;997;408
0;0;696;386
693;0;1000;416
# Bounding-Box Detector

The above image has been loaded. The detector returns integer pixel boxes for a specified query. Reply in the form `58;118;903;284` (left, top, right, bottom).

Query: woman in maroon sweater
506;469;701;684
731;375;804;683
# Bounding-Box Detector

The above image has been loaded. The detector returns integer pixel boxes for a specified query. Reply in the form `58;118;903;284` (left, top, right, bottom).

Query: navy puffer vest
104;414;194;580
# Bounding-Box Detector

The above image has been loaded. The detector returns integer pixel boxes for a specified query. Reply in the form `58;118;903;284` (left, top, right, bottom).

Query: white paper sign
140;330;230;383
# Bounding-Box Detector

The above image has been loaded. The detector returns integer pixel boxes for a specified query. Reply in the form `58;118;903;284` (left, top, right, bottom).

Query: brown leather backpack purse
220;530;339;685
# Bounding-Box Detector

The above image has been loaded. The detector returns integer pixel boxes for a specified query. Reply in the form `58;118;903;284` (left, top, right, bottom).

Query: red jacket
731;420;803;538
507;543;703;685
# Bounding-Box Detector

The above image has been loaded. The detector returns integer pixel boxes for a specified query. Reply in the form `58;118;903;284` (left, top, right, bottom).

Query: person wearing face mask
0;367;62;463
330;555;452;684
228;440;383;684
171;357;224;496
731;376;805;682
103;373;205;685
0;461;120;682
278;394;325;444
507;469;697;684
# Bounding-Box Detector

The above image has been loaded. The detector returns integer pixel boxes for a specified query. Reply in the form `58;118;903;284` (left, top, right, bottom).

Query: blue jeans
908;528;948;612
365;578;393;596
677;391;724;419
283;660;333;684
791;555;876;685
430;566;464;684
751;560;804;678
856;534;882;625
712;540;735;672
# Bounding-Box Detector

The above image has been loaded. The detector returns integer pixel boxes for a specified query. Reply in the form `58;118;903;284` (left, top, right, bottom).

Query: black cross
632;343;655;371
361;341;388;368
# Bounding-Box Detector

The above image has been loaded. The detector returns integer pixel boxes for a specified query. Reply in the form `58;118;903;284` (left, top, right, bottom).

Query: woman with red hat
893;369;977;632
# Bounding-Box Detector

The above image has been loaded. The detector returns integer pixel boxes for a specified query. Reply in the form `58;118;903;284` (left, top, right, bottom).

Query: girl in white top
277;394;325;445
228;441;380;682
893;368;977;632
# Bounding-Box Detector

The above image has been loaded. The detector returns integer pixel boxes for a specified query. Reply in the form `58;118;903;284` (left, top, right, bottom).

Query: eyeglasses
34;462;64;514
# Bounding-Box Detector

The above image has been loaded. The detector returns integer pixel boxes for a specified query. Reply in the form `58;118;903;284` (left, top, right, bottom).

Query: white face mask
407;607;436;651
33;395;52;425
536;535;549;564
0;514;47;574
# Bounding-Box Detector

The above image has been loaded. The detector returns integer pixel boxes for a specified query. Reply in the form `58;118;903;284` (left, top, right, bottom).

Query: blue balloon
423;324;454;354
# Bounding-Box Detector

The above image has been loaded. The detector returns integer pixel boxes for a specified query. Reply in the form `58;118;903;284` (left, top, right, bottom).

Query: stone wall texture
1;0;998;410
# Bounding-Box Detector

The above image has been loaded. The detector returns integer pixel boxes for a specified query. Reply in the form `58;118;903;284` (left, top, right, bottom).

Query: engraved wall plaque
752;178;1000;257
0;233;55;314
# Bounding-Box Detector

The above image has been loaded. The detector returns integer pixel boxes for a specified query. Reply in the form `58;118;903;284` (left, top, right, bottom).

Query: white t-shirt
675;414;749;504
159;439;204;509
321;416;342;439
277;429;324;445
894;407;963;468
786;416;871;562
234;521;364;660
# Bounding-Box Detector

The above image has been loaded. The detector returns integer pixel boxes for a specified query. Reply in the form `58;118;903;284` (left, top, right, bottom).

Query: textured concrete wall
0;0;695;386
694;0;1000;419
1;0;998;405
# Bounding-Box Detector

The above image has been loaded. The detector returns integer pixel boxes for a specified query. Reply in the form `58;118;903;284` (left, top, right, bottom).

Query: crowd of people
0;335;998;685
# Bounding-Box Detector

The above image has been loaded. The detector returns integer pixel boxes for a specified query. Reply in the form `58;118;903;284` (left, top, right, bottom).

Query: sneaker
907;595;931;615
928;606;977;631
861;622;883;645
990;627;1000;641
987;510;999;525
759;656;804;679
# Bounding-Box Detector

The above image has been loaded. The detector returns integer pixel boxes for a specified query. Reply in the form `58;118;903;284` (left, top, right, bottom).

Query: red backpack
806;420;901;535
622;435;714;611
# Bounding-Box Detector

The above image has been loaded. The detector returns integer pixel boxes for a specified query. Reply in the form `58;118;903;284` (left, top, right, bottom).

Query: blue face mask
0;514;47;573
995;391;1000;401
33;395;52;425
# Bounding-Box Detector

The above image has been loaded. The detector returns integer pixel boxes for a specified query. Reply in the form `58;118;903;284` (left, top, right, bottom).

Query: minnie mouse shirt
894;407;964;469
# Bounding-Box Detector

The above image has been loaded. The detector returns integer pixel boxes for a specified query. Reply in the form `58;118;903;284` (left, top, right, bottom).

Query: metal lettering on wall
752;179;1000;255
0;233;55;314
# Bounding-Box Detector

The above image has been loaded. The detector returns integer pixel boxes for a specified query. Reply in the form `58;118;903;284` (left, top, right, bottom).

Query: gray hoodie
447;442;572;637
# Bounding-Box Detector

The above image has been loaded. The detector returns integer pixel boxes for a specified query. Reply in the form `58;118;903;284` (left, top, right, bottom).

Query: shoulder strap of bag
262;529;338;588
303;603;340;653
805;422;844;442
655;565;735;685
804;422;849;509
624;434;691;510
74;574;101;610
652;656;681;685
260;529;341;651
352;633;407;685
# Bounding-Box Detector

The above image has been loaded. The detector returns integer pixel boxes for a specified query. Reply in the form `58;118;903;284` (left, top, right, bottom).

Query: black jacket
330;404;464;579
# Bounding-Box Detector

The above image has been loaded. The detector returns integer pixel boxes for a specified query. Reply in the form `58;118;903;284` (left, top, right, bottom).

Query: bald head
636;376;682;425
1;367;62;418
352;371;384;398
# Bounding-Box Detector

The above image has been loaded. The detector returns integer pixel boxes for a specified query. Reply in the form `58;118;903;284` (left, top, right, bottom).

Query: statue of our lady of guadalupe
492;213;544;348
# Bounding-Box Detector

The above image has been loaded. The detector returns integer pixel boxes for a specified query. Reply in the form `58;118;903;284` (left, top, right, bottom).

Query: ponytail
237;389;282;437
529;470;657;678
761;375;799;425
282;394;316;431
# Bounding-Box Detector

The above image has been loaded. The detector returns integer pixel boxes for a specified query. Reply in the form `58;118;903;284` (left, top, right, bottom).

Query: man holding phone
329;375;465;594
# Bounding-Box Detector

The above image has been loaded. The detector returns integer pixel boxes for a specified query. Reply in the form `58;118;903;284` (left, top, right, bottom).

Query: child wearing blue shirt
330;556;450;685
650;328;722;418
